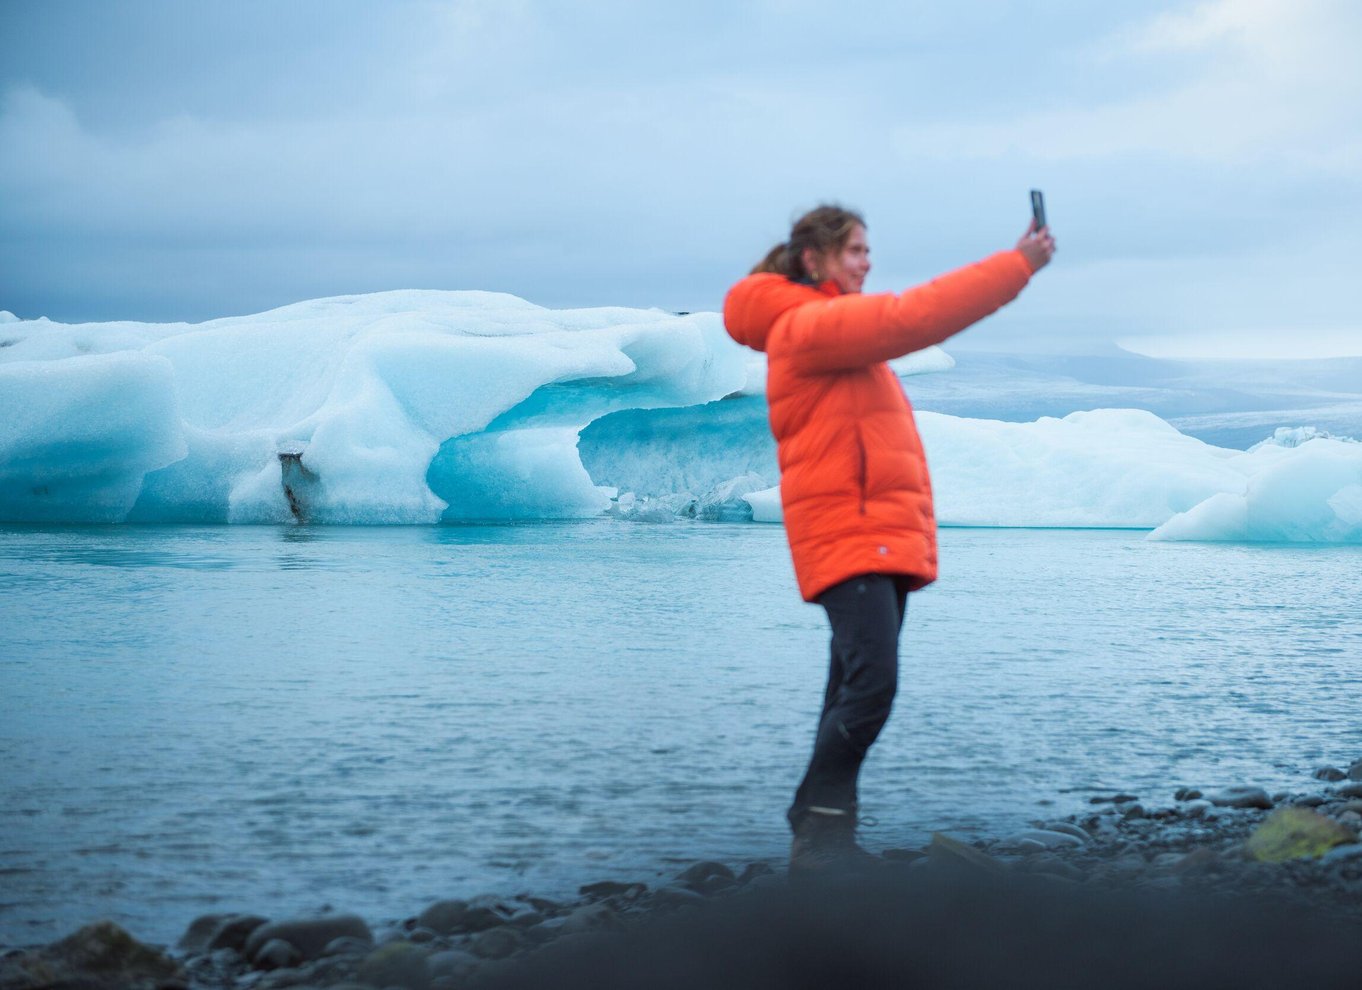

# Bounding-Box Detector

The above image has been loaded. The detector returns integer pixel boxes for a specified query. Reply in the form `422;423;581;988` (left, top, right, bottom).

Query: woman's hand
1016;220;1056;273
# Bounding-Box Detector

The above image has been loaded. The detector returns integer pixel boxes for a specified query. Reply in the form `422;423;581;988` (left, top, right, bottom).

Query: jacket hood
722;273;839;353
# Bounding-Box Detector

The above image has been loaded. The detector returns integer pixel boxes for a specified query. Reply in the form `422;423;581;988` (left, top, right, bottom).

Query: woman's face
816;224;871;294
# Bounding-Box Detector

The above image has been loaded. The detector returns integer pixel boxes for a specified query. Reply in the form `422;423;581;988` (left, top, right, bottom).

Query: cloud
893;0;1362;169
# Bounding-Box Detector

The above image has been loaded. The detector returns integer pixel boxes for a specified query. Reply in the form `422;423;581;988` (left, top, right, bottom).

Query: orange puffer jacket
723;249;1034;601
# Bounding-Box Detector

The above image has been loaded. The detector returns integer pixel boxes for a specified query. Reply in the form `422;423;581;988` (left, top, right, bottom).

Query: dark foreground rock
11;762;1362;990
0;920;184;990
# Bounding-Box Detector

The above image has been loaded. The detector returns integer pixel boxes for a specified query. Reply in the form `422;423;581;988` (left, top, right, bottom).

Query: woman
722;205;1055;871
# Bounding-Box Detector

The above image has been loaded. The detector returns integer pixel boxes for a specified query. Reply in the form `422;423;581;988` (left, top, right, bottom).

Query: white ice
2;292;1360;543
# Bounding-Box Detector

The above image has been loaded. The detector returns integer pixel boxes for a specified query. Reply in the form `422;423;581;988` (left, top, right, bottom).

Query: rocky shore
7;758;1362;990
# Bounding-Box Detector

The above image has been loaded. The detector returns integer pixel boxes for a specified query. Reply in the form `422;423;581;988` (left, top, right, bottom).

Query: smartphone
1030;189;1047;231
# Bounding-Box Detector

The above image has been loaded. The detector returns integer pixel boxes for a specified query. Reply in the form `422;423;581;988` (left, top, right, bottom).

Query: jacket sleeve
771;250;1034;375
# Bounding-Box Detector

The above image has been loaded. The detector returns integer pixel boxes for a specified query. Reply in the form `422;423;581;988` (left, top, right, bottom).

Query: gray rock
426;948;480;981
415;898;508;935
1348;762;1362;781
739;861;778;883
998;829;1085;851
321;935;373;958
244;915;373;964
1321;843;1362;864
469;927;524;960
1174;787;1203;801
1122;804;1147;820
676;861;736;886
1337;781;1362;798
1039;821;1092;843
356;941;430;989
1184;799;1213;819
579;880;646;899
254;938;301;971
1018;854;1083;881
407;926;438;944
0;920;184;990
180;913;231;954
1208;786;1273;810
1295;794;1327;807
650;885;706;908
558;901;620;936
1314;766;1347;782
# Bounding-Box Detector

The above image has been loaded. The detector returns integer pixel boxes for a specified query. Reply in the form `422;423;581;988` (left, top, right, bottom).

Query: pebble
469;926;525;960
1313;766;1347;782
676;861;736;887
998;829;1086;851
1337;781;1362;798
1183;800;1213;819
244;915;372;965
416;898;507;936
1173;787;1203;801
1320;843;1362;864
1208;786;1273;810
1039;821;1092;843
253;938;301;971
1348;762;1362;781
579;880;645;899
356;941;429;989
426;948;481;981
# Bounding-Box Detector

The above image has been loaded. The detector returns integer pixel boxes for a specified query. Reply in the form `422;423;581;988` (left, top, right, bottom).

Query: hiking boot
789;806;880;877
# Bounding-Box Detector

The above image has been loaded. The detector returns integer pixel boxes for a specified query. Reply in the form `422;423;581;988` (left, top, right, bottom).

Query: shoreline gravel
6;758;1362;990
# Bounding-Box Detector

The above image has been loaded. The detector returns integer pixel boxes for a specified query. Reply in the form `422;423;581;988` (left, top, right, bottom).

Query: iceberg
2;291;1359;543
0;292;746;523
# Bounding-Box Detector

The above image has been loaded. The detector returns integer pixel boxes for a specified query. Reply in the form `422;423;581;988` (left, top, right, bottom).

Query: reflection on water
1;522;1360;945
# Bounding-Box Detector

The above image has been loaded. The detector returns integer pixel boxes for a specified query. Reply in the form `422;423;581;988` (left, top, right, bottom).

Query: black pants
788;573;907;830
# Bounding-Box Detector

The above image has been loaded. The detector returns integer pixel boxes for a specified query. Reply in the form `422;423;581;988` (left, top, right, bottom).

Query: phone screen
1030;189;1046;231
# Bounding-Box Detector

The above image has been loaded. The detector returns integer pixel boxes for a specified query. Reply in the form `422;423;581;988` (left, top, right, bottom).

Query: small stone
738;861;777;883
579;880;645;899
997;829;1085;852
558;901;620;936
254;939;301;971
244;916;372;965
415;899;507;935
426;948;480;981
180;913;232;955
1208;786;1273;810
1313;766;1347;782
1090;793;1140;804
407;926;438;944
1039;821;1092;843
649;885;706;909
1294;794;1327;807
1122;803;1147;820
1172;848;1221;874
1336;781;1362;798
1320;843;1362;864
321;935;372;958
1347;762;1362;781
468;927;524;960
1174;787;1203;801
1184;800;1213;819
356;941;430;989
675;861;735;887
1019;854;1083;881
1338;810;1362;827
928;832;1006;874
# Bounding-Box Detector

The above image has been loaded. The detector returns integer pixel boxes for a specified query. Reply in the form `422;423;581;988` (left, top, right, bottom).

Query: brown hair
751;204;866;280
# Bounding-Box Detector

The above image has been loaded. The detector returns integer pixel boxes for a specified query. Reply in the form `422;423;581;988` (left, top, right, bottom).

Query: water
2;522;1360;946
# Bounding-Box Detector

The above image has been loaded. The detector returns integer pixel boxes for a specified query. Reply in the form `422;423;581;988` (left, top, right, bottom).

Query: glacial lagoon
3;521;1360;945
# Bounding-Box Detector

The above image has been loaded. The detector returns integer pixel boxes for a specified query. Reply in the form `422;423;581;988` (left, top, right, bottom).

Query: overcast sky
2;0;1359;354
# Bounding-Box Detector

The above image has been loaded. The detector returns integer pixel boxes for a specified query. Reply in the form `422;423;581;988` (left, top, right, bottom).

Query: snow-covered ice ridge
1;292;1359;543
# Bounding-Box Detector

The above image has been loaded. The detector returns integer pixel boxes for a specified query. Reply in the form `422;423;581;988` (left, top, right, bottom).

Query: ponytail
749;204;865;282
